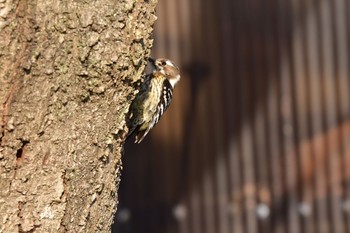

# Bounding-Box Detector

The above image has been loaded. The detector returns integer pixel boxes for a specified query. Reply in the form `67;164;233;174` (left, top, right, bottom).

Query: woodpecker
126;58;181;143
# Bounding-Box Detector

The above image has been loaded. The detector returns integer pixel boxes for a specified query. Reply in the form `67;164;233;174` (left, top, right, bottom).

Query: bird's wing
135;79;173;143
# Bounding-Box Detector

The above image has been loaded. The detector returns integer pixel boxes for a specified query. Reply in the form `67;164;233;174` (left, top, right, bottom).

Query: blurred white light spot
117;208;131;223
256;203;270;219
173;204;187;221
298;202;312;216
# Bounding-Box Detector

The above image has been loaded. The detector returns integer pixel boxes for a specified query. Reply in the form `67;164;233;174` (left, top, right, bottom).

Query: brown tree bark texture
0;0;157;232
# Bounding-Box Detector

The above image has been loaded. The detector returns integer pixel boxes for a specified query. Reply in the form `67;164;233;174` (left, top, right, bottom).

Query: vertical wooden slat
305;2;330;233
239;1;258;233
320;1;344;233
218;0;245;231
333;0;350;232
198;6;217;233
291;0;315;232
345;0;350;231
186;34;203;233
264;1;285;233
190;187;203;233
250;1;273;233
183;0;204;232
277;0;300;231
200;91;216;233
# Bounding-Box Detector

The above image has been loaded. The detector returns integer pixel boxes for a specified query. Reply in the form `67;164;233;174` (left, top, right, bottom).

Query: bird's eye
161;61;167;66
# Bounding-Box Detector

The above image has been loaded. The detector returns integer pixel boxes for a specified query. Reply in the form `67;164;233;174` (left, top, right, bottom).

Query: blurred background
113;0;350;232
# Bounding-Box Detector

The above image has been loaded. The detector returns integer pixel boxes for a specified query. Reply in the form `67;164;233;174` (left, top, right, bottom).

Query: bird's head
149;58;181;88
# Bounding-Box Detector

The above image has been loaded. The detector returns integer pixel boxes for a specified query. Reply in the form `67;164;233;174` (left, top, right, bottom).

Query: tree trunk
0;0;157;232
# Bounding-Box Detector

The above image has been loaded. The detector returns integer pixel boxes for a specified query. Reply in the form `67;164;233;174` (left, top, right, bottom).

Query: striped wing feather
135;79;173;143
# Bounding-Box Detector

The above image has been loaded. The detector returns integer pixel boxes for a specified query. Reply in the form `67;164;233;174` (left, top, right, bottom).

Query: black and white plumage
126;58;180;143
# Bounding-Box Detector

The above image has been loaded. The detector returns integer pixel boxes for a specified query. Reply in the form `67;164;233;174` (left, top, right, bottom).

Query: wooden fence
113;0;350;232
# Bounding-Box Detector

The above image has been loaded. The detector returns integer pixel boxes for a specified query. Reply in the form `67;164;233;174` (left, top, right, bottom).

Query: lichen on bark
0;0;158;232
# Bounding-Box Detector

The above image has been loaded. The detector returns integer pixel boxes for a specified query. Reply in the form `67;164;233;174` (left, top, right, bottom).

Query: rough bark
0;0;157;232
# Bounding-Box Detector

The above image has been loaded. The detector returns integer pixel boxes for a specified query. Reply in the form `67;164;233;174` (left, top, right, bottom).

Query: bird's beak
148;57;156;66
148;57;158;71
146;57;157;73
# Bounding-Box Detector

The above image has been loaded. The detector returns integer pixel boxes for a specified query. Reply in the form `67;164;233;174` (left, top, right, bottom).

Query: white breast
168;74;180;88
